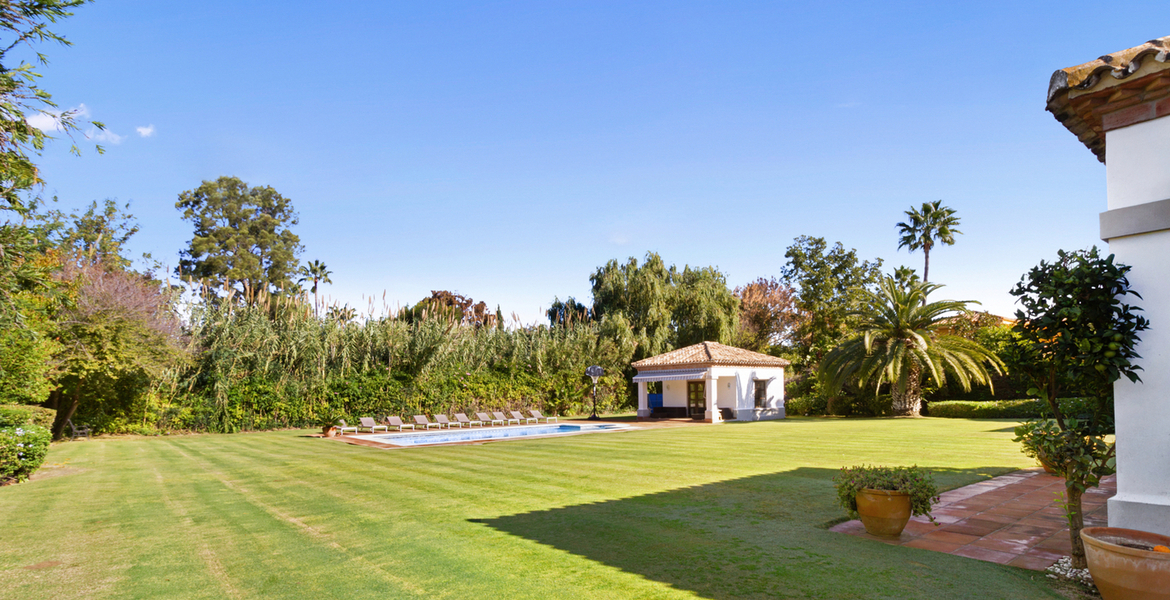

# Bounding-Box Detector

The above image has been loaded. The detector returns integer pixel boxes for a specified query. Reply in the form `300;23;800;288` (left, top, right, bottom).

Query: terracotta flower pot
322;426;338;438
856;489;911;537
1081;527;1170;600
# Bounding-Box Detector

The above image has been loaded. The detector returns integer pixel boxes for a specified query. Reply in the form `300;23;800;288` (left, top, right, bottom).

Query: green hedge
927;398;1096;420
1;424;52;484
0;404;57;429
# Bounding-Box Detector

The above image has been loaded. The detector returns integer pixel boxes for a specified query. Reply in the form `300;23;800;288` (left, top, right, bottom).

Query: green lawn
0;418;1067;599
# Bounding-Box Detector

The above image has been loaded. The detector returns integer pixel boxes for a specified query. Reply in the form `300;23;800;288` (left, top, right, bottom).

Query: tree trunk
1066;485;1087;569
51;380;82;440
923;246;931;284
891;362;923;416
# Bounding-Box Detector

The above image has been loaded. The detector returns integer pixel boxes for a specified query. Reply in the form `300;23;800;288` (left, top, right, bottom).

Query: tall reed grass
141;294;635;433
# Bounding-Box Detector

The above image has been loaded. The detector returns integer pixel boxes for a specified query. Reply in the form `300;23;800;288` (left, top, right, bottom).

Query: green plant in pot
317;410;345;437
1014;419;1064;474
835;465;940;537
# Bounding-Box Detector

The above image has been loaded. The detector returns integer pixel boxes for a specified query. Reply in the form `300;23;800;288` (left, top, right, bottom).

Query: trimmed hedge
0;404;57;429
927;398;1096;420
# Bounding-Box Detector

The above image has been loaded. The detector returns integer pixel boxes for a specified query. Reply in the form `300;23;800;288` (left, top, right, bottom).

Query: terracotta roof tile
1047;36;1170;163
631;341;789;370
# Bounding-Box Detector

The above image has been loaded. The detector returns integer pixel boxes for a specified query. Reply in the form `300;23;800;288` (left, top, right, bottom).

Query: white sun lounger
385;416;415;431
455;413;483;427
510;410;538;424
477;412;505;426
530;410;557;423
414;415;442;429
358;417;388;433
494;411;520;425
433;415;455;428
336;419;358;435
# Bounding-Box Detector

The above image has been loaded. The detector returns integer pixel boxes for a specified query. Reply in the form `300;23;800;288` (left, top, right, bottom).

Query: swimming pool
365;423;631;447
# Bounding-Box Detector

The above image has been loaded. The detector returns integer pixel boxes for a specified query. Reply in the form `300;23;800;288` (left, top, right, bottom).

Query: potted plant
835;465;940;537
1080;527;1170;600
1014;419;1064;474
318;411;344;438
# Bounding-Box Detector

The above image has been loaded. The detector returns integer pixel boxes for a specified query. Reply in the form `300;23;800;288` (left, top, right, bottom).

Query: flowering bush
0;424;51;484
833;465;940;521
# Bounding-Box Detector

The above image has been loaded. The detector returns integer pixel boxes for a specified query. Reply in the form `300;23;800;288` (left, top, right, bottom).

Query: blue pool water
366;423;629;447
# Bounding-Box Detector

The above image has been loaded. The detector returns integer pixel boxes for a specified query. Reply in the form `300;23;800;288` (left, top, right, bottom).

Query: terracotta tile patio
830;469;1115;571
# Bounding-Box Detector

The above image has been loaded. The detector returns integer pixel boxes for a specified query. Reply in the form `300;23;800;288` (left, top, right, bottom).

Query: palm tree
820;277;1002;417
896;201;961;283
297;259;333;317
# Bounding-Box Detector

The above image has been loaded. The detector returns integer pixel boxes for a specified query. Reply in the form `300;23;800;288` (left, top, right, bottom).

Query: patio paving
830;469;1115;571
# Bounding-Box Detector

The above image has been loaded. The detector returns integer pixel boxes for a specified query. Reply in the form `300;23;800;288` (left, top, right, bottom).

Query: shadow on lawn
478;466;1022;600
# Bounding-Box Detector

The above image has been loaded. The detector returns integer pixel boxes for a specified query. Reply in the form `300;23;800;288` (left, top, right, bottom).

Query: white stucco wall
647;366;786;421
1106;116;1170;209
1104;117;1170;535
662;381;687;407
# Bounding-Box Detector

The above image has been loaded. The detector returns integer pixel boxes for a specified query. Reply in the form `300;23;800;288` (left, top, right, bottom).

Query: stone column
704;373;721;423
637;381;649;419
1101;114;1170;535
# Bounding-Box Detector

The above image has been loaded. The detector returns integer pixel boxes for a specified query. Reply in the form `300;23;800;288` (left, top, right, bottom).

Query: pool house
632;341;788;423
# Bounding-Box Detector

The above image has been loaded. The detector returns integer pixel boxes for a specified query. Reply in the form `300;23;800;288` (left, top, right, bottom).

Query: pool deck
830;468;1115;571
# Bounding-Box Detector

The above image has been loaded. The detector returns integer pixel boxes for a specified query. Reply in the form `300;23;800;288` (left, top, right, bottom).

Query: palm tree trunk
923;247;930;284
891;362;923;416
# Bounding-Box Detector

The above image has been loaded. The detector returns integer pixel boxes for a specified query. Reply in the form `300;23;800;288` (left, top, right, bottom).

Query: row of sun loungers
339;411;557;434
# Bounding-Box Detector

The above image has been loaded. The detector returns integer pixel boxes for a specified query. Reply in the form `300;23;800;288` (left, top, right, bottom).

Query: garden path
830;468;1114;571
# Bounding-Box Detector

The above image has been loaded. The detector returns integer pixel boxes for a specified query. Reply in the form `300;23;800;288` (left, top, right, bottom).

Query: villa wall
656;367;786;421
1104;115;1170;536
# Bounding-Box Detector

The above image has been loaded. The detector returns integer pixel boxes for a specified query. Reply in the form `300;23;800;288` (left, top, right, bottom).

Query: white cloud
88;126;124;145
136;124;155;137
26;103;91;133
608;231;630;245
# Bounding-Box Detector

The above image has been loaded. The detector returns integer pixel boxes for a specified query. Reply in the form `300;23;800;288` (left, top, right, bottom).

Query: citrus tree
1009;247;1148;569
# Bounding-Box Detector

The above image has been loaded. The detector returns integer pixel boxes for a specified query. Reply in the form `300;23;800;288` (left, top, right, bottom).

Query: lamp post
585;365;604;421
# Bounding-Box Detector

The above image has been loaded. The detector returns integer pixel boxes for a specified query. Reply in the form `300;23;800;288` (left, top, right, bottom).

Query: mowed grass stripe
142;439;434;598
3;418;1060;600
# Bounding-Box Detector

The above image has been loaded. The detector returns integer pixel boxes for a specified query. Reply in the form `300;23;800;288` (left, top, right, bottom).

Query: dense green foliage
0;404;56;428
928;399;1045;419
834;464;940;521
589;252;739;361
0;418;1068;599
132;297;636;434
780;236;883;388
1009;247;1148;569
176;176;303;299
820;277;1002;416
0;424;50;484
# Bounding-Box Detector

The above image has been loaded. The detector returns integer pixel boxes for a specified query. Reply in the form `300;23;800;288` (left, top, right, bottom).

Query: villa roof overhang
631;341;789;372
1046;36;1170;163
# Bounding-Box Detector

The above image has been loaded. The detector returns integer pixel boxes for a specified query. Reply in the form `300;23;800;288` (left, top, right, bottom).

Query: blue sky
25;1;1169;323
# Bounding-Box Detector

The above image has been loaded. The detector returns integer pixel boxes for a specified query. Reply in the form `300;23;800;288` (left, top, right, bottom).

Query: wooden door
687;381;706;419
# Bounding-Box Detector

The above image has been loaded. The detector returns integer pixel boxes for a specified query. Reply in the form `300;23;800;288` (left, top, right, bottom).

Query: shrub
0;424;52;484
927;399;1045;419
785;395;827;416
833;465;940;522
927;398;1095;420
0;404;57;429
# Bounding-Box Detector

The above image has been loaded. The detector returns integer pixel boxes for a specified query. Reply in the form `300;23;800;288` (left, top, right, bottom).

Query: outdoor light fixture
585;365;604;421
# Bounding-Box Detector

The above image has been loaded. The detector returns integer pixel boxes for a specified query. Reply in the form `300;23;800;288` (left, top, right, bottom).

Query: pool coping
330;420;641;449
